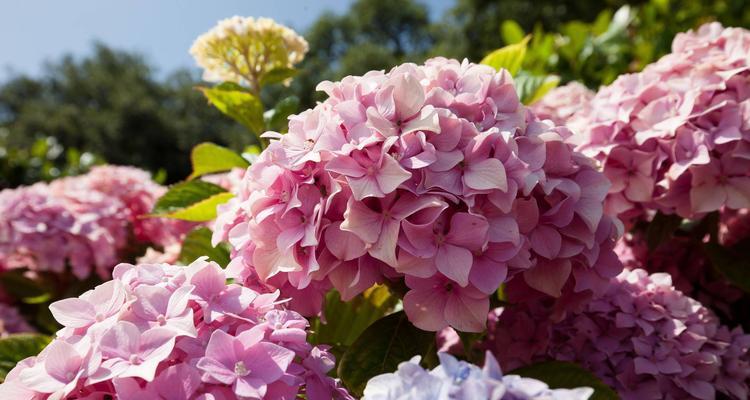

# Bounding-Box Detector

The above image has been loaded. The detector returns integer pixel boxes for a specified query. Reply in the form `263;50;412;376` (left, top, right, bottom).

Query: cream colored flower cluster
190;16;308;90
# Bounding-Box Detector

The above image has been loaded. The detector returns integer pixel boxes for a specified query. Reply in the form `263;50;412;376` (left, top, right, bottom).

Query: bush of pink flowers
567;22;750;225
212;57;623;332
0;258;351;400
485;268;750;400
0;166;193;280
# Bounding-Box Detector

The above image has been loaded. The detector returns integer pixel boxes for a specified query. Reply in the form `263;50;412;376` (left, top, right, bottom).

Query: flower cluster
0;258;351;399
485;269;750;400
530;82;593;128
0;166;193;279
363;351;593;400
614;230;746;324
212;57;623;332
190;16;309;89
568;23;750;224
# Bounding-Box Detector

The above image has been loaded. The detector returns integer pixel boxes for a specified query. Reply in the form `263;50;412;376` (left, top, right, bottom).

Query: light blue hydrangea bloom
362;351;593;400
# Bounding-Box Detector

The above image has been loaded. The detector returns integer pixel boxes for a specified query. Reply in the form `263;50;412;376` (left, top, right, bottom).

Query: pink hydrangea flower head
0;258;353;400
213;57;622;332
486;268;750;400
0;166;195;280
571;23;750;224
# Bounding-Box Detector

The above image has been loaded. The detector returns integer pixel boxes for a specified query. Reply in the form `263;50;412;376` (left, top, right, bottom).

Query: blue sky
0;0;453;80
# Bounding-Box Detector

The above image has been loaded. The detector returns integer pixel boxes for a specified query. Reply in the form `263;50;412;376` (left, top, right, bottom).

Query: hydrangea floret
0;258;351;400
486;268;750;400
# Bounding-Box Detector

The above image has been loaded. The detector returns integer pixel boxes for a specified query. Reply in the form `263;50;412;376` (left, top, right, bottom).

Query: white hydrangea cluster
190;16;308;90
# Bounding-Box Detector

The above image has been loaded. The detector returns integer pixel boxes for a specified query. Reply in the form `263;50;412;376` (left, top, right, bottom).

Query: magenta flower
49;280;127;330
91;321;177;382
197;328;295;398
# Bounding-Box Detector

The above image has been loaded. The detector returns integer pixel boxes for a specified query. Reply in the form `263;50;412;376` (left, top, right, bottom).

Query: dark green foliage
0;44;249;185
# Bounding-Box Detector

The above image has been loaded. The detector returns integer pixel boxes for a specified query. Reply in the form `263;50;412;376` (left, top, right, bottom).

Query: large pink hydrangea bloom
530;82;594;128
0;258;351;400
213;57;622;332
485;268;750;400
0;166;193;279
569;23;750;224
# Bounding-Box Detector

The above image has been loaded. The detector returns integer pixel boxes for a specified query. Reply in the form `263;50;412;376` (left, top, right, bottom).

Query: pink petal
49;298;95;328
523;259;571;297
324;222;368;261
464;158;507;191
436;244;473;287
444;291;489;332
447;213;489;249
392;73;425;120
242;342;295;383
726;177;750;209
348;176;384;200
403;287;448;331
325;155;366;178
375;155;412;195
368;219;400;267
690;184;727;213
341;199;383;243
204;330;239;369
530;225;562;259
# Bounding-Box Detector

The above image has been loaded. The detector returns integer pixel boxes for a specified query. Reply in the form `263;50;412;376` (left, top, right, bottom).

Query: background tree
0;44;248;185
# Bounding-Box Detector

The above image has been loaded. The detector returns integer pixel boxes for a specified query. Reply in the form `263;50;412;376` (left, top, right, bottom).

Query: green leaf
338;311;437;397
179;227;231;267
595;5;632;45
480;35;530;76
501;20;525;45
0;334;52;381
704;241;750;293
515;73;560;105
188;142;249;180
510;361;618;400
265;96;300;133
259;67;298;86
646;212;683;250
152;181;233;222
200;83;265;134
0;271;52;304
309;285;398;357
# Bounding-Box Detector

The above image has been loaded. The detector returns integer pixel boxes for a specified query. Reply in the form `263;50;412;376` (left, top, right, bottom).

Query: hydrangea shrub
567;23;750;224
0;258;351;399
485;269;750;400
